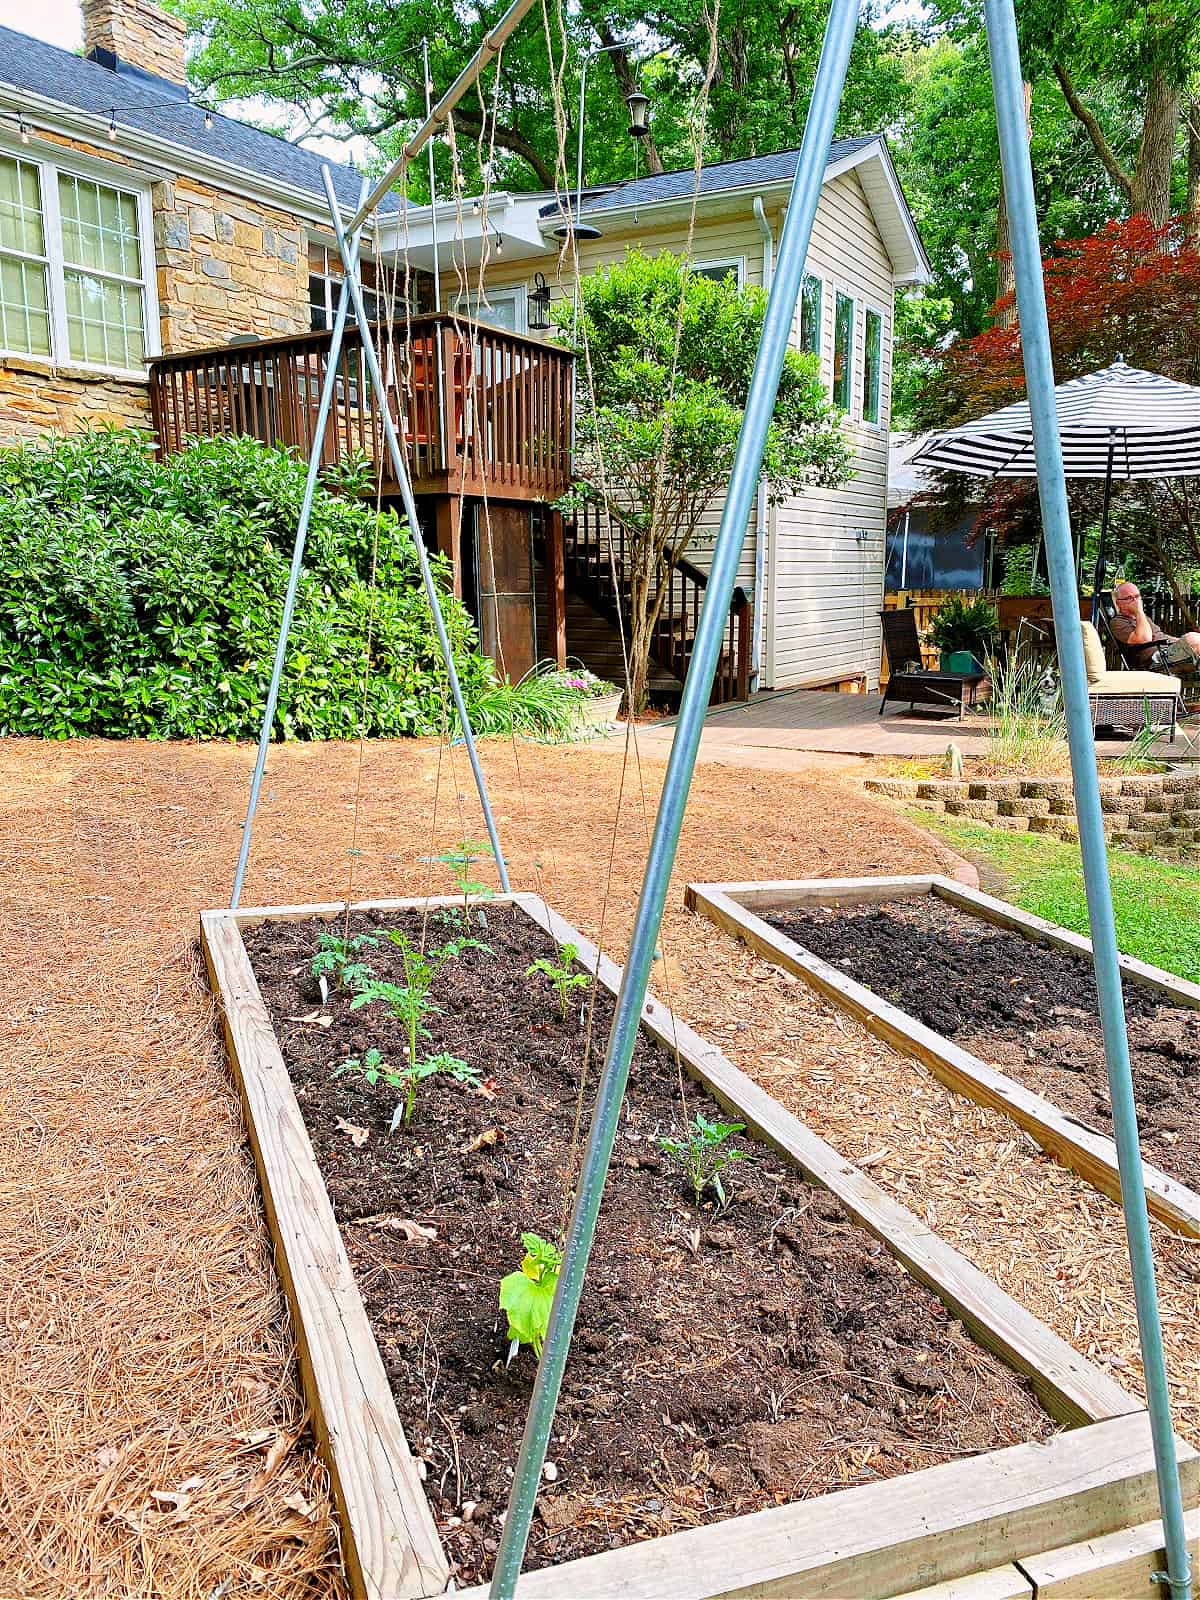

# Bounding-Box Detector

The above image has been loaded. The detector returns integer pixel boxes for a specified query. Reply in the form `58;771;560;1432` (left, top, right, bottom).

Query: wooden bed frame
202;892;1198;1600
685;875;1200;1242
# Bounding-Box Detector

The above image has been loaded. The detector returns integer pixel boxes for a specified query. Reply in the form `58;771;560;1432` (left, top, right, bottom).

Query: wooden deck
622;688;1200;764
148;313;573;504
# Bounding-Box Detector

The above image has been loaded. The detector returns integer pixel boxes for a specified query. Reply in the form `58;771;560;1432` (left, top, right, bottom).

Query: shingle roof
538;135;879;218
0;24;395;215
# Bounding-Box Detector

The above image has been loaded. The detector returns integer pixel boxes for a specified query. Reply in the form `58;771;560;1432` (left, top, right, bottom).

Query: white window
308;241;387;331
863;306;885;426
0;141;156;373
692;256;745;287
799;273;822;359
832;289;855;413
455;285;527;332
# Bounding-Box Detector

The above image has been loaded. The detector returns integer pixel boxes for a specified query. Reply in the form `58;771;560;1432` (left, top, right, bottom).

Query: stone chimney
82;0;188;89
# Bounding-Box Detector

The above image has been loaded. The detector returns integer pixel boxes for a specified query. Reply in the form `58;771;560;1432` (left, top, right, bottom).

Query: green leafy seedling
433;838;495;928
499;1233;562;1362
349;933;484;1125
388;1051;481;1130
659;1112;750;1210
333;1045;385;1082
526;941;591;1020
311;930;379;994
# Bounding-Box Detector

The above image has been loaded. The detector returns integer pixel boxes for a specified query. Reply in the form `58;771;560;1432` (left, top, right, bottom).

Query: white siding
436;167;896;689
768;169;891;690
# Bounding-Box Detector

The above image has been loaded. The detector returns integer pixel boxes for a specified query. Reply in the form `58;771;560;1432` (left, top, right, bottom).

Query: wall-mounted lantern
528;271;552;330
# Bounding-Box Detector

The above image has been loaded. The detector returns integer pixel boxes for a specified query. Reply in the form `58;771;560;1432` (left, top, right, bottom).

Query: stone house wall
0;136;312;446
866;772;1200;862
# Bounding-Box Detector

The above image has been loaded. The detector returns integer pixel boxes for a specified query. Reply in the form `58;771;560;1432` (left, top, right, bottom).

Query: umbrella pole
985;6;1193;1600
1092;432;1115;626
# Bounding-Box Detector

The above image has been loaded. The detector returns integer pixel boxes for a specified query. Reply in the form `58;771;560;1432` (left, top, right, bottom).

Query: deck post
984;2;1192;1596
546;508;567;669
435;497;464;597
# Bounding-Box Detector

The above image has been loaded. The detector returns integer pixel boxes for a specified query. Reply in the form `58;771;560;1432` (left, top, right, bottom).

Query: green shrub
0;430;501;740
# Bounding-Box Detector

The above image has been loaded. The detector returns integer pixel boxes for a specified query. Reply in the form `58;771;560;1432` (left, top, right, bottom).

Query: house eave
537;137;932;287
0;82;378;238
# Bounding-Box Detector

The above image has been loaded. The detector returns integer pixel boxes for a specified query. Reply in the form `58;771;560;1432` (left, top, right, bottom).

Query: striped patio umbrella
916;358;1200;616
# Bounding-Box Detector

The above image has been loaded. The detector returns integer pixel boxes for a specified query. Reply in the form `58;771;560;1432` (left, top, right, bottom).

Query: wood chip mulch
0;732;1194;1597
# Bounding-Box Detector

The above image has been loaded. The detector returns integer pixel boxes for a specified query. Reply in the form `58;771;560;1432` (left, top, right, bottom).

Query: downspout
752;196;773;691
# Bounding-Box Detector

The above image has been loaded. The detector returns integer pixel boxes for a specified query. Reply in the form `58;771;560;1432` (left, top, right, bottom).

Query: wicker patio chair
878;608;985;719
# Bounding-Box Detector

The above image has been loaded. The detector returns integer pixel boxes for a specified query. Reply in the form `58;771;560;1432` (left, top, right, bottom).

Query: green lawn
909;810;1200;983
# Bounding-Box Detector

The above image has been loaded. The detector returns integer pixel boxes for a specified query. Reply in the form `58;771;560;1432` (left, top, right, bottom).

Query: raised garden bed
685;876;1200;1241
202;893;1197;1600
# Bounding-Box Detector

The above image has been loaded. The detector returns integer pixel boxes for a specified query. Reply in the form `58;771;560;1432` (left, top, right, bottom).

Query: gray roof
539;135;879;218
0;24;395;215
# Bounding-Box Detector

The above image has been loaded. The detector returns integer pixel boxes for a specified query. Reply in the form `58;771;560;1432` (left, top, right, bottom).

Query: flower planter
686;875;1200;1240
201;892;1197;1600
575;689;623;731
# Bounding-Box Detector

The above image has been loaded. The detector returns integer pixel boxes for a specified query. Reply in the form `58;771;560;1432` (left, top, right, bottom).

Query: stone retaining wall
866;771;1200;861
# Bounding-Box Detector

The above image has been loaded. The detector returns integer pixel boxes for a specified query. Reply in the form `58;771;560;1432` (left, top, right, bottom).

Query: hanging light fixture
625;89;650;138
528;271;551;330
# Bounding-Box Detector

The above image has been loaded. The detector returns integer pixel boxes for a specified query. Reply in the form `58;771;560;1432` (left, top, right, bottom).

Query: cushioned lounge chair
1081;620;1181;742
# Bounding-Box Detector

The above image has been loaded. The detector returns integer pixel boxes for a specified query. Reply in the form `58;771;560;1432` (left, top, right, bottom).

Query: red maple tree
918;214;1200;430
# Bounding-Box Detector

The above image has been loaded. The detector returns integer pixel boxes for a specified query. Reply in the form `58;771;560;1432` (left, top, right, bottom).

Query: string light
18;115;29;144
108;110;118;140
204;110;214;130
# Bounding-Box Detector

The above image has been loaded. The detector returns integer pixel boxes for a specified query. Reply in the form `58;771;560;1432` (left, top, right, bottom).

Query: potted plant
926;595;999;674
560;667;622;730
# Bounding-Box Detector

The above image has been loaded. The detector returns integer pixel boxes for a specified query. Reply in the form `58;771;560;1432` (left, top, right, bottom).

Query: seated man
1109;582;1200;672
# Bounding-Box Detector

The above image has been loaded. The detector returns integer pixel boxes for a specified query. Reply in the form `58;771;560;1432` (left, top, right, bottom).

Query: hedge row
0;431;496;740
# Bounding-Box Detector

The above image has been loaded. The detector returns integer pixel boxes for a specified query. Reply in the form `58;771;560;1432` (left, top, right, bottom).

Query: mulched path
245;904;1052;1586
0;736;948;1598
768;898;1200;1194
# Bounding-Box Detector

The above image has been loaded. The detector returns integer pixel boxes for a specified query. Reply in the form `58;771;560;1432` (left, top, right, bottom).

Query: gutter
0;84;383;240
751;194;774;692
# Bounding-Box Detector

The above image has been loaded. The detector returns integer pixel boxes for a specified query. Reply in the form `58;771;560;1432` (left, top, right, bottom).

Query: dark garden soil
243;905;1053;1587
768;898;1200;1195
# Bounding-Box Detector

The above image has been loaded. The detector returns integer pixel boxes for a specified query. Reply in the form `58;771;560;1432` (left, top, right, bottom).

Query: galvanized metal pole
984;4;1193;1596
344;0;541;236
321;166;512;894
486;3;863;1593
230;177;369;909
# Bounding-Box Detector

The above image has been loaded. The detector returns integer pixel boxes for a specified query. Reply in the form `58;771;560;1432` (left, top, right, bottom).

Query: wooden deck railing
148;313;574;503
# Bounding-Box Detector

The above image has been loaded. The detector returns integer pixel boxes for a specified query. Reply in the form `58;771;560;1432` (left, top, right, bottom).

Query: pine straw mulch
0;733;1195;1596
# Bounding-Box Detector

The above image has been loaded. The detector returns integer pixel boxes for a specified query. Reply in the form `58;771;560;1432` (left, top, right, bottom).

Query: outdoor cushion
1090;669;1181;696
1080;620;1109;684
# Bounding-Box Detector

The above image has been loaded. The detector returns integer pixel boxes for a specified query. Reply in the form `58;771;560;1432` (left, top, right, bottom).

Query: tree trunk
625;577;655;717
1053;61;1179;226
1187;97;1200;241
994;80;1032;327
1129;69;1179;225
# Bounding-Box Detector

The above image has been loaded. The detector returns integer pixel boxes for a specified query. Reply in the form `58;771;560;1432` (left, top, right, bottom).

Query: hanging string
538;0;723;1237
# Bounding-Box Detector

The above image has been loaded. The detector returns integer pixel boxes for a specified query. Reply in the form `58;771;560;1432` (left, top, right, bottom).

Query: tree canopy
169;0;1200;424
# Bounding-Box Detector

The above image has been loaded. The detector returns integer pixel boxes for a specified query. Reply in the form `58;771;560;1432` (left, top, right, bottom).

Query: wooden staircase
536;502;751;705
